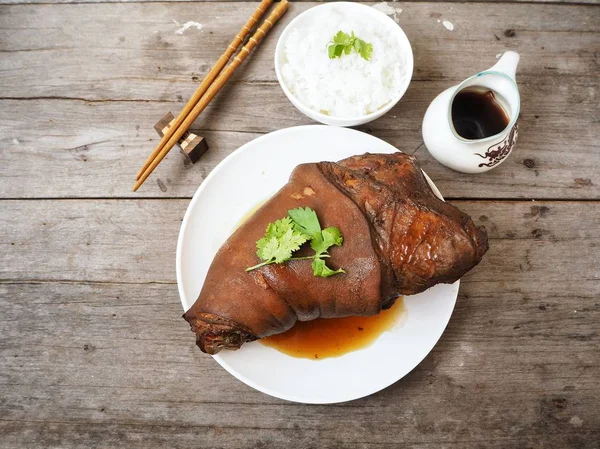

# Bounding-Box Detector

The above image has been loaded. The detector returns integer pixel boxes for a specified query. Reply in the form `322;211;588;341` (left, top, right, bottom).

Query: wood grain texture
2;0;598;5
0;280;599;448
1;2;597;94
1;77;598;199
0;2;598;200
4;0;600;8
1;200;600;284
1;200;599;448
1;0;599;447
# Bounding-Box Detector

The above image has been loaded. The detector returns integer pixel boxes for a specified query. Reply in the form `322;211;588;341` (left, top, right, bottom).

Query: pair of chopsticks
134;0;289;191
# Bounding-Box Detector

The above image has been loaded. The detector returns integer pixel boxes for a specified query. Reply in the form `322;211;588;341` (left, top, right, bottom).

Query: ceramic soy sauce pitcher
422;51;520;173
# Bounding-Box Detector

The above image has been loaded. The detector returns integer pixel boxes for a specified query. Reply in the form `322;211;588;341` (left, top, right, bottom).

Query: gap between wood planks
0;72;596;103
2;0;598;5
0;279;178;285
0;197;598;202
3;0;597;3
0;96;177;104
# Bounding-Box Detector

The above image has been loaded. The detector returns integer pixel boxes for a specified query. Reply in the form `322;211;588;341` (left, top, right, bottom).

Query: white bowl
274;2;414;127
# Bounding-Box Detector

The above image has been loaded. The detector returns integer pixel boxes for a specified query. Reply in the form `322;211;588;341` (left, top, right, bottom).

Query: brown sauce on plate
261;298;406;359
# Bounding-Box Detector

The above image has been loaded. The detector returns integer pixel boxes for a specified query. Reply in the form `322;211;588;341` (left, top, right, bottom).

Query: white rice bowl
275;2;413;123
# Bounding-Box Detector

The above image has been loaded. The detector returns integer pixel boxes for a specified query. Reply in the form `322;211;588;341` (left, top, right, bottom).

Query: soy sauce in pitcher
451;86;510;140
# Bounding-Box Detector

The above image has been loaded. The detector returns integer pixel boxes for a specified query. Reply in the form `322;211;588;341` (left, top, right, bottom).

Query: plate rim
176;125;458;404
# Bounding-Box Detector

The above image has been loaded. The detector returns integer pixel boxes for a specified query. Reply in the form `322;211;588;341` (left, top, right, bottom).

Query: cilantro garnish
328;31;373;61
256;217;308;264
246;207;345;277
288;206;322;239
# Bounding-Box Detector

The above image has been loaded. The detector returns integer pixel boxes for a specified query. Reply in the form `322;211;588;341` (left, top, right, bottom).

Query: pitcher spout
489;51;520;81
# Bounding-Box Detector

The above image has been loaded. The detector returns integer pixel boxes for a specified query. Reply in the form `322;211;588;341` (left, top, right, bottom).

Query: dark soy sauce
451;86;510;140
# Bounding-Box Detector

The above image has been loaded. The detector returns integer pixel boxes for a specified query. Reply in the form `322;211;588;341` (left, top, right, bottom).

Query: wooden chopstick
135;0;274;181
133;0;289;192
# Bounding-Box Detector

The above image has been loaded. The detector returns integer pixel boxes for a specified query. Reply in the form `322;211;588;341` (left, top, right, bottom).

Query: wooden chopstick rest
154;112;209;164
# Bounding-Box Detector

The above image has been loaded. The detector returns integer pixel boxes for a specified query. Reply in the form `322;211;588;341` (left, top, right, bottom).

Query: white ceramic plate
177;125;458;404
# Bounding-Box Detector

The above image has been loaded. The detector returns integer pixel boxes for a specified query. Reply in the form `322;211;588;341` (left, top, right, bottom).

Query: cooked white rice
280;5;408;118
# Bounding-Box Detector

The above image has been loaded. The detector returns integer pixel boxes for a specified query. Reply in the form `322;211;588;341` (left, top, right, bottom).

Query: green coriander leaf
358;39;373;61
328;30;373;61
309;233;324;255
288;207;322;238
333;30;350;46
310;227;343;255
264;216;293;239
255;217;308;264
312;257;345;278
256;236;280;262
328;44;336;59
248;209;344;276
322;226;343;248
276;228;308;262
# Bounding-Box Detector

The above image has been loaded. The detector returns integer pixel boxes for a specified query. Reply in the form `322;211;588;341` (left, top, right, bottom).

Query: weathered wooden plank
1;200;598;448
1;2;597;99
0;77;598;200
2;279;598;400
0;107;263;198
0;2;598;200
1;199;599;285
2;0;598;6
1;2;598;448
1;271;599;446
0;200;186;283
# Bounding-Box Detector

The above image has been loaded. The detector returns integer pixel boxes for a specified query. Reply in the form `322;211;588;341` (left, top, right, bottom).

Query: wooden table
1;0;599;447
